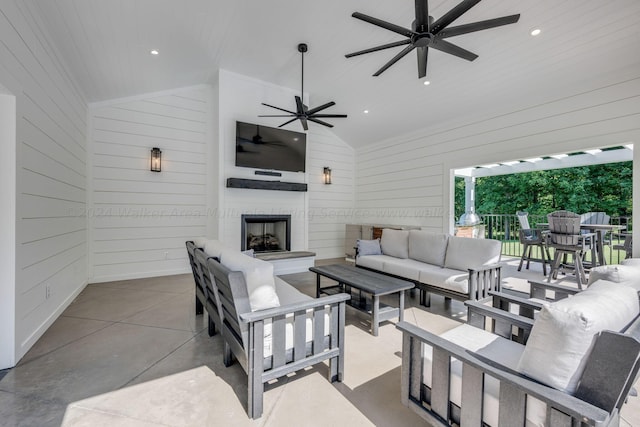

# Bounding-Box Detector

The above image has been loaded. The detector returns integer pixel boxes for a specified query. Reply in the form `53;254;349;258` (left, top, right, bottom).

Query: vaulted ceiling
28;0;640;147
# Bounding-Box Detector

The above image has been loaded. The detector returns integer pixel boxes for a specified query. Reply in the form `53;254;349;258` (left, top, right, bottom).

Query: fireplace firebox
241;214;291;253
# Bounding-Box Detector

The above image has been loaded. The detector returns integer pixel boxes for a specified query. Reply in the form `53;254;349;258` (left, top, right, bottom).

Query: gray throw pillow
357;239;382;256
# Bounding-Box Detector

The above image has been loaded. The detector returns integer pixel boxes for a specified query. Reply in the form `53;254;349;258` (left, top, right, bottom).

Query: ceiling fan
345;0;520;78
259;43;347;131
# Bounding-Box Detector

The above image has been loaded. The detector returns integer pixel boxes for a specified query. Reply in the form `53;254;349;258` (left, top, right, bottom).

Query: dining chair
546;210;595;288
516;211;549;275
613;233;633;260
580;211;611;263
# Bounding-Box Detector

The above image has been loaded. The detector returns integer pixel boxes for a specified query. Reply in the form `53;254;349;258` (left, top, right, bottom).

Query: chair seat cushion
235;276;323;359
382;258;427;281
517;280;640;394
422;324;545;427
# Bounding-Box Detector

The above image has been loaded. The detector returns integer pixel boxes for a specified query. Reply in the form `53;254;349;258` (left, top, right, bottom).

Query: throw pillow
587;264;640;290
204;239;228;259
193;237;207;248
517;280;639;394
380;229;409;259
220;249;280;312
241;249;255;258
357;239;382;256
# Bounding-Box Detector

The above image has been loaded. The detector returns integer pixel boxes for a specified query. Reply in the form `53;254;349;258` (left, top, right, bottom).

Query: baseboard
89;267;191;284
18;279;88;362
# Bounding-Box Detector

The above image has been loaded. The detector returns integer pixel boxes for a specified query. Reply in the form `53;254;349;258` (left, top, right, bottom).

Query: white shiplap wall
217;70;355;259
0;0;88;364
89;86;209;282
356;73;640;235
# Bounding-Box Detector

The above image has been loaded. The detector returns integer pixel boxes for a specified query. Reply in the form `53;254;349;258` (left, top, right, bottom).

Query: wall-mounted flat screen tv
235;121;306;173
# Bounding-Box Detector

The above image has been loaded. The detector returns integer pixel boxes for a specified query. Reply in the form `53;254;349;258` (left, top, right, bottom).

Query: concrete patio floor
0;256;638;426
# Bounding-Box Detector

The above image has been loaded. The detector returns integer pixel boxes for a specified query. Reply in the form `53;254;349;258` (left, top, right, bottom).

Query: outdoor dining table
537;223;626;267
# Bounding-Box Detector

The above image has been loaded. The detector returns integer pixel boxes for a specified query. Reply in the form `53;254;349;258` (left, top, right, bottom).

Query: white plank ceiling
26;0;640;147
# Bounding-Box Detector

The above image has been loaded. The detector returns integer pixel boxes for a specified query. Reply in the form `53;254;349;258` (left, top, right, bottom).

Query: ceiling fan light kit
346;0;520;78
259;43;347;131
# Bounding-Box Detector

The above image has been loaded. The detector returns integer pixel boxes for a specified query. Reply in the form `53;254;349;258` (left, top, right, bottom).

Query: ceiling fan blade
417;46;428;78
258;114;296;117
373;44;416;76
262;103;296;115
300;117;309;131
345;39;411;58
306;101;336;115
295;96;307;114
414;0;429;32
439;14;520;38
352;12;414;38
278;118;299;128
310;114;348;118
430;0;482;35
308;117;334;128
429;38;478;61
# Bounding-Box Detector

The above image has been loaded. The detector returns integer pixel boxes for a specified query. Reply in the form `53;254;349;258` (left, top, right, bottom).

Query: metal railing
479;213;632;265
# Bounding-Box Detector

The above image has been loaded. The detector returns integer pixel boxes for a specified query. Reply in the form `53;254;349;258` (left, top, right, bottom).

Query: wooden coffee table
309;264;414;336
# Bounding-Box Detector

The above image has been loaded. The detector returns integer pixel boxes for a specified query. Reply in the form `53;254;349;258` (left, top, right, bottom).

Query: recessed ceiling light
551;154;568;159
524;157;543;163
624;144;634;150
585;149;602;155
502;161;520;166
530;29;541;36
363;110;369;114
423;80;430;86
150;49;159;55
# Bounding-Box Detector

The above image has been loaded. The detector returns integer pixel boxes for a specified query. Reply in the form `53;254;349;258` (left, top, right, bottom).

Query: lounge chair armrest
396;321;610;425
465;300;535;335
528;279;580;300
488;290;545;315
240;293;351;323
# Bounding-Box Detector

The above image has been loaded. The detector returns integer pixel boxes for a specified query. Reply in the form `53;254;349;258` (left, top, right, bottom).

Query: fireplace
241;214;291;253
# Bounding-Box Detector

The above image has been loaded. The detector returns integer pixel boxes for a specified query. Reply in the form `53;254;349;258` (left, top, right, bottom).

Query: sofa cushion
274;277;312;305
203;239;229;259
193;237;207;248
419;266;469;294
517;280;639;394
357;238;382;256
408;231;448;266
422;324;545;427
220;249;280;312
444;236;501;271
587;264;640;290
622;258;640;267
356;254;389;271
382;258;427;281
380;229;409;259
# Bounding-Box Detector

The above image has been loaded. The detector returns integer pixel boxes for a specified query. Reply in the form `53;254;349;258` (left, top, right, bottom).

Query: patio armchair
547;210;595;288
516;211;549;275
204;251;349;419
397;280;640;426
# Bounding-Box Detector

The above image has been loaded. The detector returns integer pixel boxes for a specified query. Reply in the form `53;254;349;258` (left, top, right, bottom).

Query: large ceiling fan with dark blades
259;43;347;131
345;0;520;78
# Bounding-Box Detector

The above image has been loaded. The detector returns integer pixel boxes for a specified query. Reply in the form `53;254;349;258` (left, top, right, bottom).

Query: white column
633;144;638;258
0;91;16;369
465;176;476;213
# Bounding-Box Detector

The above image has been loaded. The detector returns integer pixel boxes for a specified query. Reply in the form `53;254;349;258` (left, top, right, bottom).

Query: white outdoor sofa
397;279;640;426
356;229;502;306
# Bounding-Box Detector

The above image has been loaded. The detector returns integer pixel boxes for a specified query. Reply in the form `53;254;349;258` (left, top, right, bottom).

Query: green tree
462;161;632;218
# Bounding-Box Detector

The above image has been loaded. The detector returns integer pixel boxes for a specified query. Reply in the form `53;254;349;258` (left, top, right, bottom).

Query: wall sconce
323;167;332;184
150;147;162;172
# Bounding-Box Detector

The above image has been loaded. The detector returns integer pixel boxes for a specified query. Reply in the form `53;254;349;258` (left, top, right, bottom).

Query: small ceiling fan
259;43;347;131
345;0;520;78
